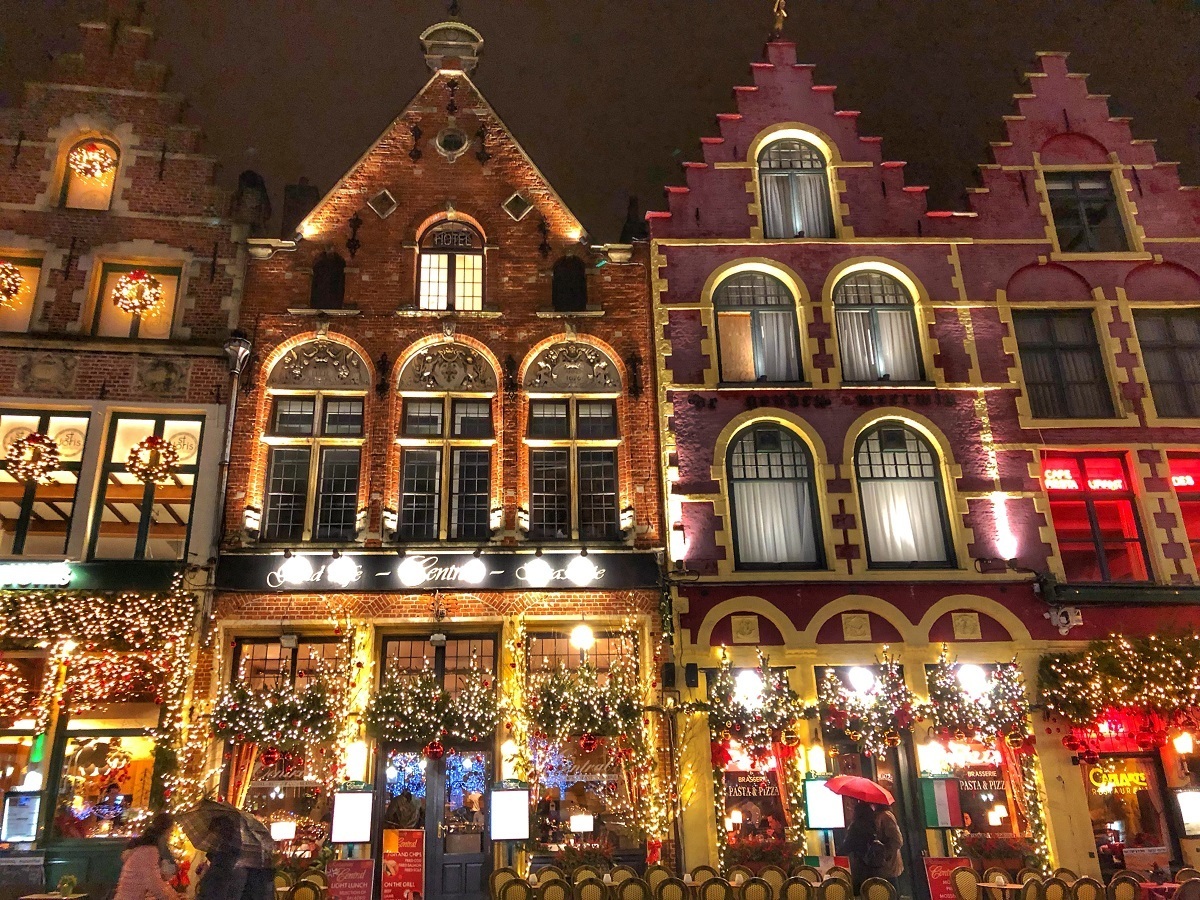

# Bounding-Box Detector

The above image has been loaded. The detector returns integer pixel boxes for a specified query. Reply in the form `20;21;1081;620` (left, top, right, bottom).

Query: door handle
438;822;447;839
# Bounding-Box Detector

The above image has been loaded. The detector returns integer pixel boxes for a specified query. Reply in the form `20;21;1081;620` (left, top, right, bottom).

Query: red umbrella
823;775;895;806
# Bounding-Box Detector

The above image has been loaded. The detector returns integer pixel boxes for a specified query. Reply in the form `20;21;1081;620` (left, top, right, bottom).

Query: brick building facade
651;40;1200;890
203;21;669;893
0;2;245;893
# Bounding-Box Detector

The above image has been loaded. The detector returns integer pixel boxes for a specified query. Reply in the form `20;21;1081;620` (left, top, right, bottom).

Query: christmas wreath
5;432;61;485
0;262;23;309
112;270;164;316
127;435;179;484
68;142;117;179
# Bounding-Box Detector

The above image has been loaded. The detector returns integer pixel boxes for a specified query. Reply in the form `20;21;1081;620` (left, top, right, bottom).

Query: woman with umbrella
178;800;247;900
826;776;904;892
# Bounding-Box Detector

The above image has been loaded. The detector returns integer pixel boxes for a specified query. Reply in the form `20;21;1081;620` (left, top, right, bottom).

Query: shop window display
1082;756;1173;878
53;733;156;840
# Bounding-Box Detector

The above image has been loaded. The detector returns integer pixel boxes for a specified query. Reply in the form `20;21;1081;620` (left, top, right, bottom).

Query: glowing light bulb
733;670;764;710
957;664;989;698
848;666;877;696
566;554;597;586
325;554;359;588
460;556;487;585
570;623;595;652
398;556;427;587
524;555;553;588
280;554;313;585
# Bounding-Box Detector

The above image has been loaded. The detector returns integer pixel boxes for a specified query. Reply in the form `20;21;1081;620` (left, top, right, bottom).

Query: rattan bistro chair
818;879;851;900
781;877;814;900
692;867;720;885
1106;876;1140;900
539;867;567;884
861;878;899;900
540;879;573;900
289;883;321;900
825;868;852;886
1052;871;1079;884
646;865;672;893
1178;871;1200;883
983;869;1011;885
658;878;689;900
741;876;774;900
491;867;520;899
611;867;638;884
1072;876;1104;900
951;867;980;900
1018;878;1043;900
501;880;534;900
618;879;654;900
1042;876;1071;900
701;878;735;900
575;868;602;885
760;866;787;897
1175;883;1200;900
576;877;608;900
727;867;755;886
791;868;821;885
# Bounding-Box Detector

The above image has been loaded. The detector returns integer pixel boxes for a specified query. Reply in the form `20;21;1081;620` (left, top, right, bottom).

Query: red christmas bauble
1062;734;1082;752
424;740;445;760
579;733;599;753
1080;747;1100;765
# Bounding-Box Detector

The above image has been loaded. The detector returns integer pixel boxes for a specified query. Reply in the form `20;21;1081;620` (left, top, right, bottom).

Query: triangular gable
298;68;584;239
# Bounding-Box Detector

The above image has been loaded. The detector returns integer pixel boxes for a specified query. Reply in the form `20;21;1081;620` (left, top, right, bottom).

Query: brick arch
1005;262;1093;302
391;332;503;389
926;610;1013;643
414;209;489;243
916;595;1032;642
815;610;903;645
694;596;804;650
1038;132;1111;165
518;332;627;388
800;595;917;645
260;331;377;389
1122;261;1200;302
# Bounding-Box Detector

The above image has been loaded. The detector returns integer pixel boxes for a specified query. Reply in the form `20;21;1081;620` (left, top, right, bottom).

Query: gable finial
448;0;460;16
771;0;787;38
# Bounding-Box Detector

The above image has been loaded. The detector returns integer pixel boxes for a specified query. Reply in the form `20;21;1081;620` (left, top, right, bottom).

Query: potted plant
957;834;1037;875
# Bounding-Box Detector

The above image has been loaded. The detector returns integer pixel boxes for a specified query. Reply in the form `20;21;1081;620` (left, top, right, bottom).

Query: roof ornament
771;0;787;38
448;0;461;16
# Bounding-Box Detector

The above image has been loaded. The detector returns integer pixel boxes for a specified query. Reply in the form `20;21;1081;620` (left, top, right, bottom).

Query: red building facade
652;42;1200;887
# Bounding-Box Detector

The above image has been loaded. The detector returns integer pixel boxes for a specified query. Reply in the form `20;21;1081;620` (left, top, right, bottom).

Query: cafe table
20;894;88;900
1140;883;1182;900
981;883;1023;900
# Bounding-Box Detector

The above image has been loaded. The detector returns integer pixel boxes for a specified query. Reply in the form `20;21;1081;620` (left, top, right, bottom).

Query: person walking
113;813;177;900
844;800;904;892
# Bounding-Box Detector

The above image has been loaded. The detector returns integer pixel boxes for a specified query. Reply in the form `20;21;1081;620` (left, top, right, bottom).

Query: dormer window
418;222;484;311
62;138;119;211
1045;172;1128;253
758;138;834;240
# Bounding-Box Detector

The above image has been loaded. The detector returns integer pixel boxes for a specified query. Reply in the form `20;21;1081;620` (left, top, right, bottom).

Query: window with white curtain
714;271;802;383
727;426;822;568
855;424;953;567
834;270;924;382
758;139;834;240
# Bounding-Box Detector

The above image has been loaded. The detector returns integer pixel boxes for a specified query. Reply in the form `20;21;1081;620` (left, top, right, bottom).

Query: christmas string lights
926;649;1030;745
126;435;179;484
112;269;164;316
818;648;920;756
0;262;23;309
68;142;117;179
365;657;498;747
65;651;168;710
0;660;31;722
211;670;341;752
5;432;61;485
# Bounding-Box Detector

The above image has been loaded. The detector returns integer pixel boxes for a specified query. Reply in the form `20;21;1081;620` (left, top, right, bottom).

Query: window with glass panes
757;139;834;240
0;410;90;556
261;393;364;542
527;631;633;679
90;414;203;560
1045;171;1129;253
1134;309;1200;418
713;271;802;383
397;396;493;541
232;637;345;689
527;398;620;541
381;636;496;697
91;263;182;340
1042;453;1150;583
1013;309;1115;418
1169;456;1200;569
418;222;484;311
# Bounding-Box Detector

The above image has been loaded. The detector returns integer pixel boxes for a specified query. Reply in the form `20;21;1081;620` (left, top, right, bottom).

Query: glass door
376;635;497;900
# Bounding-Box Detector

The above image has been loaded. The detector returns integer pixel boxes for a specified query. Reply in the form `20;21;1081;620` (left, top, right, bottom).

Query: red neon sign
1174;474;1197;489
1044;468;1079;491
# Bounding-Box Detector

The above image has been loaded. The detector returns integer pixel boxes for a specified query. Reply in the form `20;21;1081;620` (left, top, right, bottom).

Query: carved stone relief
14;353;78;396
523;340;620;391
267;338;370;389
133;357;190;397
399;343;496;391
841;612;872;642
951;611;983;641
730;615;760;645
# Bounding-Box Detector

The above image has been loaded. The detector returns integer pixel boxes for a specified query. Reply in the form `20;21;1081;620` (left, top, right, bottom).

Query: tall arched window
834;270;924;382
396;343;497;542
62;138;119;210
260;339;370;543
855;423;953;567
727;425;822;568
714;271;801;383
418;221;484;311
758;138;834;240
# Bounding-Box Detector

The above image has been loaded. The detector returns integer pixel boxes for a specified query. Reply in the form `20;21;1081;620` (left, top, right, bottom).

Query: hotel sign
216;550;661;593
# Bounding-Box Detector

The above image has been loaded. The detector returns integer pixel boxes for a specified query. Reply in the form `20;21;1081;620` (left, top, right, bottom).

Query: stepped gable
648;40;929;240
928;52;1200;240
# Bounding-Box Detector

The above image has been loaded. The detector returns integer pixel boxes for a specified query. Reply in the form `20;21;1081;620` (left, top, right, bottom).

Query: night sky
3;1;1198;241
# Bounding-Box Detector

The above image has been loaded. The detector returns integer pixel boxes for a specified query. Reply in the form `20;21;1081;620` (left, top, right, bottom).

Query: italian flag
922;778;964;828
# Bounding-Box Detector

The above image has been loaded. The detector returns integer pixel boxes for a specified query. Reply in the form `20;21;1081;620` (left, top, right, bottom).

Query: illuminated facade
0;3;246;892
201;20;669;895
651;42;1200;887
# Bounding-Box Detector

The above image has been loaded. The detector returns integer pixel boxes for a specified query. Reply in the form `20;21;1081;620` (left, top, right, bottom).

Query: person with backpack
844;799;904;891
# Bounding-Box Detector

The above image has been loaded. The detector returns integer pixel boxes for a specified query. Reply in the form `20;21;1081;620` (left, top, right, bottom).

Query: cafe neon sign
1089;767;1148;794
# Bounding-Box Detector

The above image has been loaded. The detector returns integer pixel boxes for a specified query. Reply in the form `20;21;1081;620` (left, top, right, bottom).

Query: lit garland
365;658;498;748
5;432;61;485
0;262;23;309
819;648;920;756
926;649;1031;746
686;649;803;751
0;660;32;722
1040;633;1200;734
111;270;164;316
126;435;179;484
68;142;117;179
0;583;195;651
1012;742;1053;873
527;660;642;745
211;673;341;752
65;652;168;710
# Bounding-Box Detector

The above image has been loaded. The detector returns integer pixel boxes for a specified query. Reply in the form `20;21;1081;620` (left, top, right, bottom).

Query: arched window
552;256;588;312
855;423;953;567
727;425;822;568
758;138;833;240
62;138;119;210
714;271;801;383
396;343;497;541
310;251;346;310
524;341;623;542
418;221;484;311
260;339;370;543
834;270;924;382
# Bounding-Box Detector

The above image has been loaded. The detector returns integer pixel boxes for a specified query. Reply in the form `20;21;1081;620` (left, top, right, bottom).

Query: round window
436;127;469;160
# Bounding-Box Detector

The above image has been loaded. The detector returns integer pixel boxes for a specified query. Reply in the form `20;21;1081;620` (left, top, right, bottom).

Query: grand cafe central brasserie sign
216;550;661;593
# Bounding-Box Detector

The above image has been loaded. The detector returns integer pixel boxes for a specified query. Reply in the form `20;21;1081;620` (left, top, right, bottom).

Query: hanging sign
383;830;425;900
327;859;375;900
